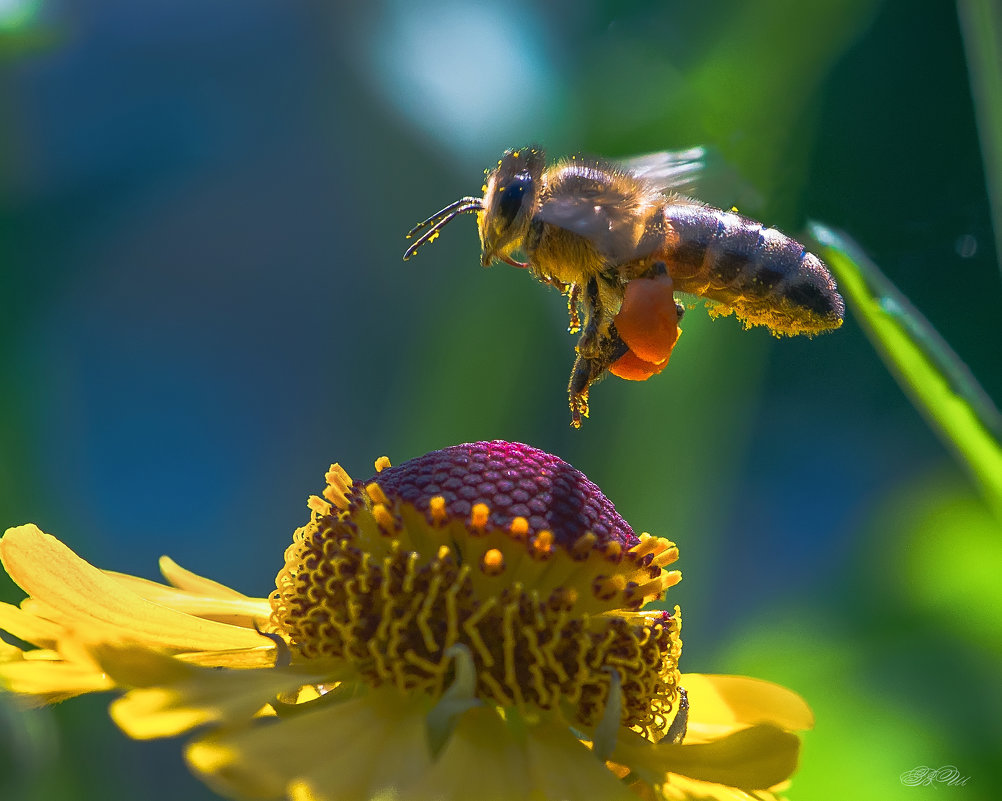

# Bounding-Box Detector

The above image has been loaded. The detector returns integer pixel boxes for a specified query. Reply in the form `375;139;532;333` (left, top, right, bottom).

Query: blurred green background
1;0;1000;799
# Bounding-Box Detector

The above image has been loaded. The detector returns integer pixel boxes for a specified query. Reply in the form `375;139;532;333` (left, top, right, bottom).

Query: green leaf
958;0;1002;279
810;222;1002;517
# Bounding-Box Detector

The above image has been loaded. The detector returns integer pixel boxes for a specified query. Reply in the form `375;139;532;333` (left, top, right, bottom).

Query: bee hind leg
566;283;582;334
567;330;629;428
567;277;628;428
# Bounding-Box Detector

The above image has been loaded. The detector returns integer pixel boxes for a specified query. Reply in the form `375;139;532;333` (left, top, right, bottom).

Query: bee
404;146;844;427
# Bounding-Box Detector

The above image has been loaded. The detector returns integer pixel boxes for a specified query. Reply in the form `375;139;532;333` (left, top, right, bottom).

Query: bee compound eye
497;173;532;223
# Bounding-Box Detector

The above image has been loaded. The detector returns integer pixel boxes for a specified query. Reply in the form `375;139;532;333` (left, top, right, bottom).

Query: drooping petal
158;555;254;599
0;638;20;661
0;601;63;648
177;647;284;669
95;643;337;740
523;715;641;801
0;526;263;652
401;705;534;801
103;571;272;628
659;773;784;801
681;674;814;741
0;654;114;702
187;688;432;801
613;723;801;791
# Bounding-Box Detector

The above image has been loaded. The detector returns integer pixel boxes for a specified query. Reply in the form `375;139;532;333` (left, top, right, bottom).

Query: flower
0;441;812;800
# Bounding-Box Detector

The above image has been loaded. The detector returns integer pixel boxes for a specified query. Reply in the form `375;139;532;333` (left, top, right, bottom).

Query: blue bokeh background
2;0;1000;799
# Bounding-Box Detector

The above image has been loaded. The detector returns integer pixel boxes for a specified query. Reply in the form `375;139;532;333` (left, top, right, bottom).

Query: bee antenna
403;197;483;261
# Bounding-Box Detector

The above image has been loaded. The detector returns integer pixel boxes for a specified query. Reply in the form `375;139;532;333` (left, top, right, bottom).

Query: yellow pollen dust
481;548;505;575
374;456;392;473
471;503;490;529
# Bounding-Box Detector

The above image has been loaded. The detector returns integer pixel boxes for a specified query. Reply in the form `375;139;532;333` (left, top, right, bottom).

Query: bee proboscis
404;146;844;427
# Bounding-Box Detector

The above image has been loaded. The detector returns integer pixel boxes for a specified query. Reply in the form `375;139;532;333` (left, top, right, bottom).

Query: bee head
479;146;545;267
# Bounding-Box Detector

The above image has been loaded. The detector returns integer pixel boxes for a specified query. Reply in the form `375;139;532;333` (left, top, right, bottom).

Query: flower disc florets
270;441;684;737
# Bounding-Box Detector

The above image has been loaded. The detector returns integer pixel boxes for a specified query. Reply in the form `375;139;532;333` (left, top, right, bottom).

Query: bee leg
568;329;629;428
568;357;591;429
566;283;582;334
567;277;626;428
665;687;689;744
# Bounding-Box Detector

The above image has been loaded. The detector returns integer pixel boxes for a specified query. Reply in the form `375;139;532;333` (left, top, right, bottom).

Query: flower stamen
366;482;391;506
271;444;686;737
471;503;490;530
481;548;505;575
429;495;448;525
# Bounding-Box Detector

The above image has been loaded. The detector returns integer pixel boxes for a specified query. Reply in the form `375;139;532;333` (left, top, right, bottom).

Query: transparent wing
534;150;706;262
618;146;766;213
616;146;706;194
536;182;652;263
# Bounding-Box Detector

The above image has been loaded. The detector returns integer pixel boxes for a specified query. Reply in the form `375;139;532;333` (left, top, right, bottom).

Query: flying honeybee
404;146;844;427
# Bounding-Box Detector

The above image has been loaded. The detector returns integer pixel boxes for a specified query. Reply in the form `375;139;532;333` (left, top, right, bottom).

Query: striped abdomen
659;203;844;335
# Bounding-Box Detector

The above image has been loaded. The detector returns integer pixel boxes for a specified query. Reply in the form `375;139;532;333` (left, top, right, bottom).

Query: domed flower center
269;441;684;738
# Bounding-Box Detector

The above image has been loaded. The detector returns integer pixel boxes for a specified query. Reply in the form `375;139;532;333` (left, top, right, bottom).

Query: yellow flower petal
288;697;435;801
1;525;263;652
0;601;63;648
523;716;641;801
0;657;114;701
406;707;641;801
177;647;283;669
613;723;801;791
400;705;534;801
659;773;783;801
680;674;814;741
187;688;432;801
158;555;253;599
104;571;272;627
96;643;334;740
0;638;20;661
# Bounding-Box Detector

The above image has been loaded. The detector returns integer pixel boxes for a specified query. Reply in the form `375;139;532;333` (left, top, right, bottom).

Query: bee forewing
616;147;706;194
536;192;654;264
